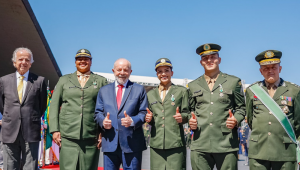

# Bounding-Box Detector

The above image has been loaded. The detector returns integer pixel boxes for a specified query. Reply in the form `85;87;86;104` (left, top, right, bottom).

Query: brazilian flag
44;89;52;149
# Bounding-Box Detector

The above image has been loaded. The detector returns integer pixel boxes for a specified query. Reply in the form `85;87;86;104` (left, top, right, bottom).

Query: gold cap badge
264;51;275;58
203;44;211;51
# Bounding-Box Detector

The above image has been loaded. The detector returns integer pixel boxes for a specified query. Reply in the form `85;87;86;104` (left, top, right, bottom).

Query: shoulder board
247;81;261;89
285;81;300;88
222;73;240;80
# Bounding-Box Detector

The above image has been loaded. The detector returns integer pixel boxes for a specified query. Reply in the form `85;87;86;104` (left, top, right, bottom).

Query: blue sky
29;0;300;85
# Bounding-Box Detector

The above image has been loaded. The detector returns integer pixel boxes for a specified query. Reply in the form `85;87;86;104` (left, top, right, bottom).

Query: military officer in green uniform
145;58;190;170
245;50;300;170
49;49;107;170
188;43;246;170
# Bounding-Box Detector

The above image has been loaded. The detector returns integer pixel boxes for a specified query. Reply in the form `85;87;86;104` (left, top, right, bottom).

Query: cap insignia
161;59;166;63
81;49;85;53
264;51;274;58
203;44;211;51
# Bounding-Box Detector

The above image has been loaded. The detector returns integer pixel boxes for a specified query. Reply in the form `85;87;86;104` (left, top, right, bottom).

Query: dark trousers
103;144;142;170
3;131;39;170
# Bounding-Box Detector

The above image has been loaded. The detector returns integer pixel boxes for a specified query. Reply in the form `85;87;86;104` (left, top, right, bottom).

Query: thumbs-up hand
173;107;182;123
226;109;237;129
121;111;133;128
103;112;112;129
145;108;153;123
189;112;198;130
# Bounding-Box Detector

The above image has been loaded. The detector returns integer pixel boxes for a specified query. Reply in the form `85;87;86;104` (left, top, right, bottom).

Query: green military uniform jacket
147;84;190;149
246;79;300;161
49;71;107;140
188;72;246;153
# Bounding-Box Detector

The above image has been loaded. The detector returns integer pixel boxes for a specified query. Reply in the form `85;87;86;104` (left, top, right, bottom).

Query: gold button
80;113;82;116
210;112;213;115
268;132;271;136
162;110;164;113
81;105;83;108
269;122;271;125
162;124;164;127
81;97;83;100
211;92;213;95
251;138;253;140
269;112;272;115
211;102;213;105
209;123;212;126
162;117;165;120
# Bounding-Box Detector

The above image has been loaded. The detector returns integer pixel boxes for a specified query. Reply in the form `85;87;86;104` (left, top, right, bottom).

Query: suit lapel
118;81;133;114
273;79;288;100
111;83;118;112
69;71;81;88
211;72;227;92
197;75;210;92
12;73;20;103
22;72;34;103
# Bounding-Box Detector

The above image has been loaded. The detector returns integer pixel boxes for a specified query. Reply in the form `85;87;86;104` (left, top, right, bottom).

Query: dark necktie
117;84;124;110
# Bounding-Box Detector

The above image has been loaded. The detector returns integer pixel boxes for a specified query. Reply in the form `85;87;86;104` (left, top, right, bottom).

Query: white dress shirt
160;90;169;99
115;80;128;98
16;71;29;98
114;80;134;126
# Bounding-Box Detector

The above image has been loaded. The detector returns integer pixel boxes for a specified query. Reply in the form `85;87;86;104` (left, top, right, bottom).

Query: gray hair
12;47;34;63
113;58;132;70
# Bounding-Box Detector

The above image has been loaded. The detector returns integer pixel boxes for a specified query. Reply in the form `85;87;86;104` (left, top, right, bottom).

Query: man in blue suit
95;58;148;170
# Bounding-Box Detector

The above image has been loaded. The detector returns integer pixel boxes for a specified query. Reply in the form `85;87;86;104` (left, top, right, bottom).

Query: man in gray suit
0;47;47;170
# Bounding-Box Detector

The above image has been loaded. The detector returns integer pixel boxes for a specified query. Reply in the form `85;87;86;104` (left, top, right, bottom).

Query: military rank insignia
203;44;211;51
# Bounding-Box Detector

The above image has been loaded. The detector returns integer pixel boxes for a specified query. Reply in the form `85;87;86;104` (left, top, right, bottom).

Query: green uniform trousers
190;151;237;170
60;137;99;170
249;159;297;170
150;147;186;170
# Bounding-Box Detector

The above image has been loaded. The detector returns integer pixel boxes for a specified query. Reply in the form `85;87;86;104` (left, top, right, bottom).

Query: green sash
250;83;300;163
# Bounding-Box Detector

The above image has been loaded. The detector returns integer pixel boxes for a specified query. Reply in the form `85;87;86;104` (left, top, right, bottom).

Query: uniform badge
171;94;175;106
81;49;86;53
93;81;97;88
264;51;275;58
219;84;224;97
161;59;166;63
282;105;289;114
288;97;292;106
203;44;211;51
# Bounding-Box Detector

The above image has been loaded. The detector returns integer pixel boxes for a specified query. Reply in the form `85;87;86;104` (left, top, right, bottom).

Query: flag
44;88;52;149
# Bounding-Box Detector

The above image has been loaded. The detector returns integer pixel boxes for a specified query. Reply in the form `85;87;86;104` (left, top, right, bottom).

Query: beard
115;75;129;85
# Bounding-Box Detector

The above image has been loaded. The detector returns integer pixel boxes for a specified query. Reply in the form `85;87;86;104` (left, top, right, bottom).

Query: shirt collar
265;78;281;89
16;71;29;79
158;82;172;91
204;71;220;84
115;80;128;88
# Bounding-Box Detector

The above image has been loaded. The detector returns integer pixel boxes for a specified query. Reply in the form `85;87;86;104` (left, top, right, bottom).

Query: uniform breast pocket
218;90;232;104
192;90;204;103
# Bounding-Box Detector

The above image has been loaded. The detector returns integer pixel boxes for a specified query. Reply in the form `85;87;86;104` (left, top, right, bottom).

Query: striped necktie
18;76;25;102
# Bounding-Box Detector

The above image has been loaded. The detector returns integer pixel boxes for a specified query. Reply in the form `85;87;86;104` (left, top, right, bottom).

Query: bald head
112;58;132;85
113;58;131;70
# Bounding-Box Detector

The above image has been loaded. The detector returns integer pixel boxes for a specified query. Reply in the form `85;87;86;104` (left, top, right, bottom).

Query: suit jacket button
162;110;164;113
80;113;82;116
268;132;271;135
210;112;213;115
81;105;83;108
162;124;164;127
209;123;212;126
81;97;83;100
162;117;165;120
269;122;271;125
